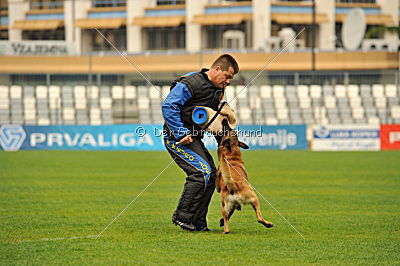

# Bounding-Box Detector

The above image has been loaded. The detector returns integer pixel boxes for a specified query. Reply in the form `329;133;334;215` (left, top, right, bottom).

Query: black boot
172;176;204;230
192;181;215;230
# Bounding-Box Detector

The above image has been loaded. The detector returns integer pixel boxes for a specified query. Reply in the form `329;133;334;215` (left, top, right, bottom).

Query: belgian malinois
216;119;274;233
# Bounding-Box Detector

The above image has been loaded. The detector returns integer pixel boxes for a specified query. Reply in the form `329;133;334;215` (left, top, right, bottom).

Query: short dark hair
211;54;239;74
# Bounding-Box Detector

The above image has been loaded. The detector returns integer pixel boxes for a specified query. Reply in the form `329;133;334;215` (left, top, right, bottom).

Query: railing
1;70;398;87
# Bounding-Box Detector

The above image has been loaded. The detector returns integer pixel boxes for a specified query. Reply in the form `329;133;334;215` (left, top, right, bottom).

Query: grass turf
0;150;399;264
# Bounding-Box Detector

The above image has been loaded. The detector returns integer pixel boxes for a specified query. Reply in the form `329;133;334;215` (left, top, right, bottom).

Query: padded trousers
164;137;217;228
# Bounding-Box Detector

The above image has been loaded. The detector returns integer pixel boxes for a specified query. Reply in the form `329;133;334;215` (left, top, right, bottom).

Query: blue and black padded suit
162;70;219;227
162;71;213;187
161;71;196;141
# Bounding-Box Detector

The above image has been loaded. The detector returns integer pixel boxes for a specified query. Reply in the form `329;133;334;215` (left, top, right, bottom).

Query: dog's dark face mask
219;119;249;153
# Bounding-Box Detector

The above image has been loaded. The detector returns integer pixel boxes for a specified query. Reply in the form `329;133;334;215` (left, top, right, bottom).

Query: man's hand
178;135;193;145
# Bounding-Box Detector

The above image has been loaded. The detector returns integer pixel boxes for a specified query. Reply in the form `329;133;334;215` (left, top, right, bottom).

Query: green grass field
1;150;399;264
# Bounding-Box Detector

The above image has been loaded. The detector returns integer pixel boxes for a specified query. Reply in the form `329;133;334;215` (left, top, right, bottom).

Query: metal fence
1;70;398;87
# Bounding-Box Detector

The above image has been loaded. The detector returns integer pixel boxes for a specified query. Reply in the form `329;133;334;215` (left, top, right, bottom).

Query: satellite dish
342;8;366;51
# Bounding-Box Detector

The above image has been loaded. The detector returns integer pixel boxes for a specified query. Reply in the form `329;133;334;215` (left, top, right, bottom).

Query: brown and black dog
216;119;274;233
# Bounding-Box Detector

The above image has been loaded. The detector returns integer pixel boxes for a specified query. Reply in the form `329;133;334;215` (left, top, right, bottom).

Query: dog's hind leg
219;203;241;227
219;207;236;227
250;196;274;228
221;205;230;234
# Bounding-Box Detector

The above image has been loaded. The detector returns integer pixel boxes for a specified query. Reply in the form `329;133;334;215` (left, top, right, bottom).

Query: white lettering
30;133;46;146
137;134;154;146
98;134;111;147
120;133;135;146
48;133;63;146
287;133;297;147
112;133;118;146
64;133;80;146
79;133;96;146
389;132;400;144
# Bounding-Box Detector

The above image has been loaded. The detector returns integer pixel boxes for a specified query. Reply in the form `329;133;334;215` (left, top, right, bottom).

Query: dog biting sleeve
164;137;212;186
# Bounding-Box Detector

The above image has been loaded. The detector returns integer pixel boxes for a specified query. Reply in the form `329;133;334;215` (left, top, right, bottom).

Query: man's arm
162;82;192;141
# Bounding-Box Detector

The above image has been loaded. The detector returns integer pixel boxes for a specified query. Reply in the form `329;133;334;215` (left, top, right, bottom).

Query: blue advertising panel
0;124;165;151
0;124;308;151
203;124;307;150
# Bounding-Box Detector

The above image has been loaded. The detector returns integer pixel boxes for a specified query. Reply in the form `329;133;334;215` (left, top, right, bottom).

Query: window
0;30;7;40
92;0;126;8
22;28;65;40
157;0;185;5
145;26;185;50
205;23;251;49
91;28;126;51
0;0;7;12
335;0;376;3
30;0;64;10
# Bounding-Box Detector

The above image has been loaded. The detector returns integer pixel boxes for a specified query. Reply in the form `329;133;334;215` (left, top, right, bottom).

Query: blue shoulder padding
162;82;192;140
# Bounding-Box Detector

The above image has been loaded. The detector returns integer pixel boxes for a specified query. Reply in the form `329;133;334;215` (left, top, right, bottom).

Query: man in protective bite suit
162;54;239;231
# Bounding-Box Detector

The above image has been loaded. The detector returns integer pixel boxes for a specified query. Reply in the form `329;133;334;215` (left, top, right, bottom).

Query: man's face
210;66;235;89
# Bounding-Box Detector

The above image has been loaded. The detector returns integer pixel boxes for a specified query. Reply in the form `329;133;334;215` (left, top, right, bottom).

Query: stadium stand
0;84;399;126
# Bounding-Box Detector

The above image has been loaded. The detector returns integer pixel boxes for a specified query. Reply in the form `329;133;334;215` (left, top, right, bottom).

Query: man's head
207;54;239;89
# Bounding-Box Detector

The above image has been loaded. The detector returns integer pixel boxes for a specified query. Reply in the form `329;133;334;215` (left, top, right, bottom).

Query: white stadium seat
38;118;50;125
239;107;252;120
125;86;137;99
87;86;99;99
352;108;365;119
273;85;284;98
260;85;272;98
90;108;101;119
23;97;36;108
324;96;336;108
274;97;286;109
347;84;359;98
74;86;86;99
49;86;60;99
75;98;87;109
0;85;8;98
367;116;380;125
392;106;400;119
265;117;278;125
138;97;150;109
297;85;309;98
10;86;22;99
276;108;289;119
149;86;161;99
249;97;261;109
299;97;311;108
385;84;397;97
36;86;48;99
375;97;386;108
350;97;362;108
112;86;124;99
310;85;322;98
236;85;247;99
372;84;384;97
334;85;346;98
63;108;75;120
100;97;112;109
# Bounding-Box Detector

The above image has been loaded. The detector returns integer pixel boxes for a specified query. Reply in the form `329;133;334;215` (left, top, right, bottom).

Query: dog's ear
221;138;232;152
238;141;249;149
